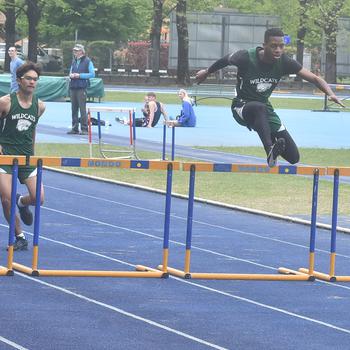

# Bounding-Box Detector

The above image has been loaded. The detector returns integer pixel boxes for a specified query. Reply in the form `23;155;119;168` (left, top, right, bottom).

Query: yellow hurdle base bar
0;266;13;276
12;262;167;278
298;268;343;282
158;265;314;281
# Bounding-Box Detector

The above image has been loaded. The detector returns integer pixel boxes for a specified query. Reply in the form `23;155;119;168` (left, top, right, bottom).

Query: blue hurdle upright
0;158;21;276
162;124;175;161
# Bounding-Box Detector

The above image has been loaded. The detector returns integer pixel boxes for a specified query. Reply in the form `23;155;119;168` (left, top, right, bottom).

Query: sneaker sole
267;138;285;167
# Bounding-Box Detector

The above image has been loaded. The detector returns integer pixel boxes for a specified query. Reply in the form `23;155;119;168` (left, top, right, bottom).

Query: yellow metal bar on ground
158;265;189;278
278;267;315;281
36;270;163;277
330;276;350;282
188;272;311;280
135;265;168;277
12;262;36;275
12;262;165;277
298;268;336;282
0;266;12;276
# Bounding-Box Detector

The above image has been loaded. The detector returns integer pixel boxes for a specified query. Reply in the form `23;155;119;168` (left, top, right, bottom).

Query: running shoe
13;236;28;251
16;194;33;226
267;138;285;167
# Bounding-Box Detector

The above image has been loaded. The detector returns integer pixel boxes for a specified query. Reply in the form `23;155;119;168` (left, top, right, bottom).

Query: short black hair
264;28;284;43
16;61;41;79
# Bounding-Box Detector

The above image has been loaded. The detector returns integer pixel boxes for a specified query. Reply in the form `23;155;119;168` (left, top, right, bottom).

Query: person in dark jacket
67;44;95;135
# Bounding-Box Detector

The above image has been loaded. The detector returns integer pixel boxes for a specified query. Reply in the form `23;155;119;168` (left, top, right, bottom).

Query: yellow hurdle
162;163;323;281
297;168;350;282
10;159;176;279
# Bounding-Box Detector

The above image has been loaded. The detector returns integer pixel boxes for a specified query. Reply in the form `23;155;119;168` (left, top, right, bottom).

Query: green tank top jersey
0;93;39;156
235;48;283;104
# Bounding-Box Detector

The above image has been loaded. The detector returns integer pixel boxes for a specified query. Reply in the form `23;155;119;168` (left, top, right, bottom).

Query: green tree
311;0;347;83
38;0;149;45
3;0;16;71
149;0;164;73
176;0;190;85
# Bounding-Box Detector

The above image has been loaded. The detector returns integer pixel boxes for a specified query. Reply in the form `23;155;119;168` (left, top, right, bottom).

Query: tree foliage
38;0;151;45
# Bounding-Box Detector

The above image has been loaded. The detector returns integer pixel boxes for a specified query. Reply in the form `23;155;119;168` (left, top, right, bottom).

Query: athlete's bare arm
147;100;156;127
38;100;46;117
0;95;11;119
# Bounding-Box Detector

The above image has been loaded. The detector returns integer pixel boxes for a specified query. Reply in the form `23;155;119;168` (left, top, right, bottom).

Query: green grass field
35;144;350;219
103;90;350;110
35;89;350;221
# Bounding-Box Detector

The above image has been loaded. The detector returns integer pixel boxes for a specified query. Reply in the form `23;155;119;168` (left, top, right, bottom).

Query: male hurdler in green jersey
0;62;45;251
196;28;344;167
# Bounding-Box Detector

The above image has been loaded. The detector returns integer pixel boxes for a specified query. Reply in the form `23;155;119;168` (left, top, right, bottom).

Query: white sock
17;195;24;208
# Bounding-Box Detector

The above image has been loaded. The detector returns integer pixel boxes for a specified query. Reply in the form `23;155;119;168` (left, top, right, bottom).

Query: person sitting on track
0;62;46;250
195;27;345;167
165;89;196;127
116;92;168;127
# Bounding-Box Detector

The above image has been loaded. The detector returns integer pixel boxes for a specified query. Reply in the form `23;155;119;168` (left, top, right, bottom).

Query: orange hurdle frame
298;167;350;282
160;162;325;281
87;106;138;160
12;157;179;278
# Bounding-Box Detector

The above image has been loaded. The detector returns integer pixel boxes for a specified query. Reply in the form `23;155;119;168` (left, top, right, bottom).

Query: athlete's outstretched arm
297;68;345;107
195;54;232;84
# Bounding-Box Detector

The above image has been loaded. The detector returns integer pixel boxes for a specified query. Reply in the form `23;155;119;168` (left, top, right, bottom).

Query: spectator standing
67;44;95;135
8;47;24;93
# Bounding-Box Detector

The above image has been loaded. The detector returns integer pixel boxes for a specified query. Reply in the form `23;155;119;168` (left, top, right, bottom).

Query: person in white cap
67;43;95;135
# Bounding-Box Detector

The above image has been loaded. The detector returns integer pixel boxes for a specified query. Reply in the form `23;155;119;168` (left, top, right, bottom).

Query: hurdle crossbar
87;106;138;160
10;158;178;278
161;162;328;281
298;168;350;282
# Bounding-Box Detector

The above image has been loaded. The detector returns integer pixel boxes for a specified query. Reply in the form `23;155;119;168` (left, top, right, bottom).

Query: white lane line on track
16;273;228;350
174;277;350;335
43;185;350;260
38;208;280;271
6;225;350;338
0;336;28;350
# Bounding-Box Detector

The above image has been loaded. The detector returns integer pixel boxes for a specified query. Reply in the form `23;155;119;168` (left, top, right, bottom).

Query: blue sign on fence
284;35;291;45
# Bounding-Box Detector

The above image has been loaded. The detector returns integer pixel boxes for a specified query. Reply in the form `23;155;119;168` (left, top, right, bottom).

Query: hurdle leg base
135;265;169;278
12;262;35;275
157;265;190;279
6;269;14;276
278;267;315;281
299;268;336;282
